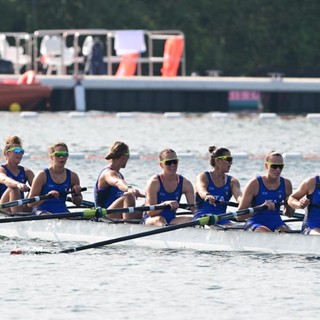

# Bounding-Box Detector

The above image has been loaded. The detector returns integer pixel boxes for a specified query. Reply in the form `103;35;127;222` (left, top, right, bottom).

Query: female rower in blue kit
94;141;144;220
28;142;83;214
237;151;294;232
0;135;34;214
288;174;320;234
143;148;194;226
193;146;242;225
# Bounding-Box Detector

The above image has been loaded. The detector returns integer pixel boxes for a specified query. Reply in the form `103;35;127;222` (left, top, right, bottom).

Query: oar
0;203;188;223
285;212;304;220
214;200;238;207
29;204;267;255
291;212;304;220
214;200;289;208
0;187;87;210
67;197;95;208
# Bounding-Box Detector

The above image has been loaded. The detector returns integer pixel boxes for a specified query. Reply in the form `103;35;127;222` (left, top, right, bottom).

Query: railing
0;32;33;74
0;29;186;76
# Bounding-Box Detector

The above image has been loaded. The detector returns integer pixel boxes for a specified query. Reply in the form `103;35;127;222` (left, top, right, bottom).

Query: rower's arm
237;179;258;221
145;176;163;217
182;178;195;213
105;170;130;193
288;178;313;210
0;167;22;189
283;179;295;217
27;171;46;207
231;177;243;203
195;172;209;200
70;172;83;207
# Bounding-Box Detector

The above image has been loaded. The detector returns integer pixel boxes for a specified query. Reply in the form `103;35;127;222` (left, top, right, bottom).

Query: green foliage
1;0;320;76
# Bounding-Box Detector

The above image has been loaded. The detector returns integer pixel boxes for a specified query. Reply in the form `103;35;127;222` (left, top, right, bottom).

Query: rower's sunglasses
161;158;179;165
7;147;25;155
51;151;69;158
123;152;130;158
267;162;285;170
216;156;233;163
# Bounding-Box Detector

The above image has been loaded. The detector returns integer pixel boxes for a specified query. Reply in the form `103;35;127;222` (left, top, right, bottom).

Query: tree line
1;0;320;77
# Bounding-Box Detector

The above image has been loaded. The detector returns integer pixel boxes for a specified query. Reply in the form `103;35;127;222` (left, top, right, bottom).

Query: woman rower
288;175;320;234
28;142;83;214
237;151;294;232
193;146;242;225
143;148;194;226
94;141;144;220
0;135;34;214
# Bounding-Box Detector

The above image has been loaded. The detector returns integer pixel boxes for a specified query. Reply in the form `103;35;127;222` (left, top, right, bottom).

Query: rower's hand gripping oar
25;204;267;255
0;187;87;210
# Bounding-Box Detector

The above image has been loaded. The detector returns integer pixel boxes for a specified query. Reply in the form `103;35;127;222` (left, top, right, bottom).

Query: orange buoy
115;53;138;76
161;36;184;77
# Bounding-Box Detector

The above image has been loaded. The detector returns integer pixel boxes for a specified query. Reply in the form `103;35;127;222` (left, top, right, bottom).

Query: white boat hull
0;218;319;255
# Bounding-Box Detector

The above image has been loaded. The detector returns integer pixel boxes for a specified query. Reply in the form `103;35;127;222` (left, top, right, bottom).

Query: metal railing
0;29;186;76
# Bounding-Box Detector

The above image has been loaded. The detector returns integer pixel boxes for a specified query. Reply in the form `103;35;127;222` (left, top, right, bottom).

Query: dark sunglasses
267;162;285;170
216;156;233;163
51;151;69;158
161;158;179;166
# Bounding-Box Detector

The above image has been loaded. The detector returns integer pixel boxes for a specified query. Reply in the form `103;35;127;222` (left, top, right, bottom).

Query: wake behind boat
1;210;319;256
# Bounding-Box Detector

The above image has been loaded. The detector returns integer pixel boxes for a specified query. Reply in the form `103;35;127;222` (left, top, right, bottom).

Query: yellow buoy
9;102;21;112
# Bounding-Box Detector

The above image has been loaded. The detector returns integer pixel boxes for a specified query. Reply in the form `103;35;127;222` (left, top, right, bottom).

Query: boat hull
0;82;52;110
1;218;319;255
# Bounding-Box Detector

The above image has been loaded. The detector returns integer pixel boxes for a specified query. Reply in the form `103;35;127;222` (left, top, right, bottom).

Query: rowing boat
1;215;319;255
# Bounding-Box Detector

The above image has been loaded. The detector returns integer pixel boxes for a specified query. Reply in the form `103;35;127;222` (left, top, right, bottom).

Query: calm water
0;111;320;319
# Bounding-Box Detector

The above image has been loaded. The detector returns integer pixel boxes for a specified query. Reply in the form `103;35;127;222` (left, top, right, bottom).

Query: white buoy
74;79;86;112
68;153;85;159
116;112;136;118
20;111;38;118
163;112;183;118
210;112;230;119
232;152;249;159
306;113;320;120
68;111;86;118
178;152;194;158
283;152;303;160
258;113;278;119
129;152;140;159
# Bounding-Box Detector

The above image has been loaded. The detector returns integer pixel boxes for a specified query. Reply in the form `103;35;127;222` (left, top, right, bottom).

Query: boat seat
82;36;94;57
82;36;95;74
161;35;184;77
0;35;31;72
40;35;75;74
115;53;138;76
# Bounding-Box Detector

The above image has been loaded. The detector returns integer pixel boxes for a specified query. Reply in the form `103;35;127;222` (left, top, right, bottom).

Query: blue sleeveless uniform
194;172;232;225
33;168;71;214
144;175;184;224
0;165;27;198
245;176;287;231
94;167;124;208
303;176;320;233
